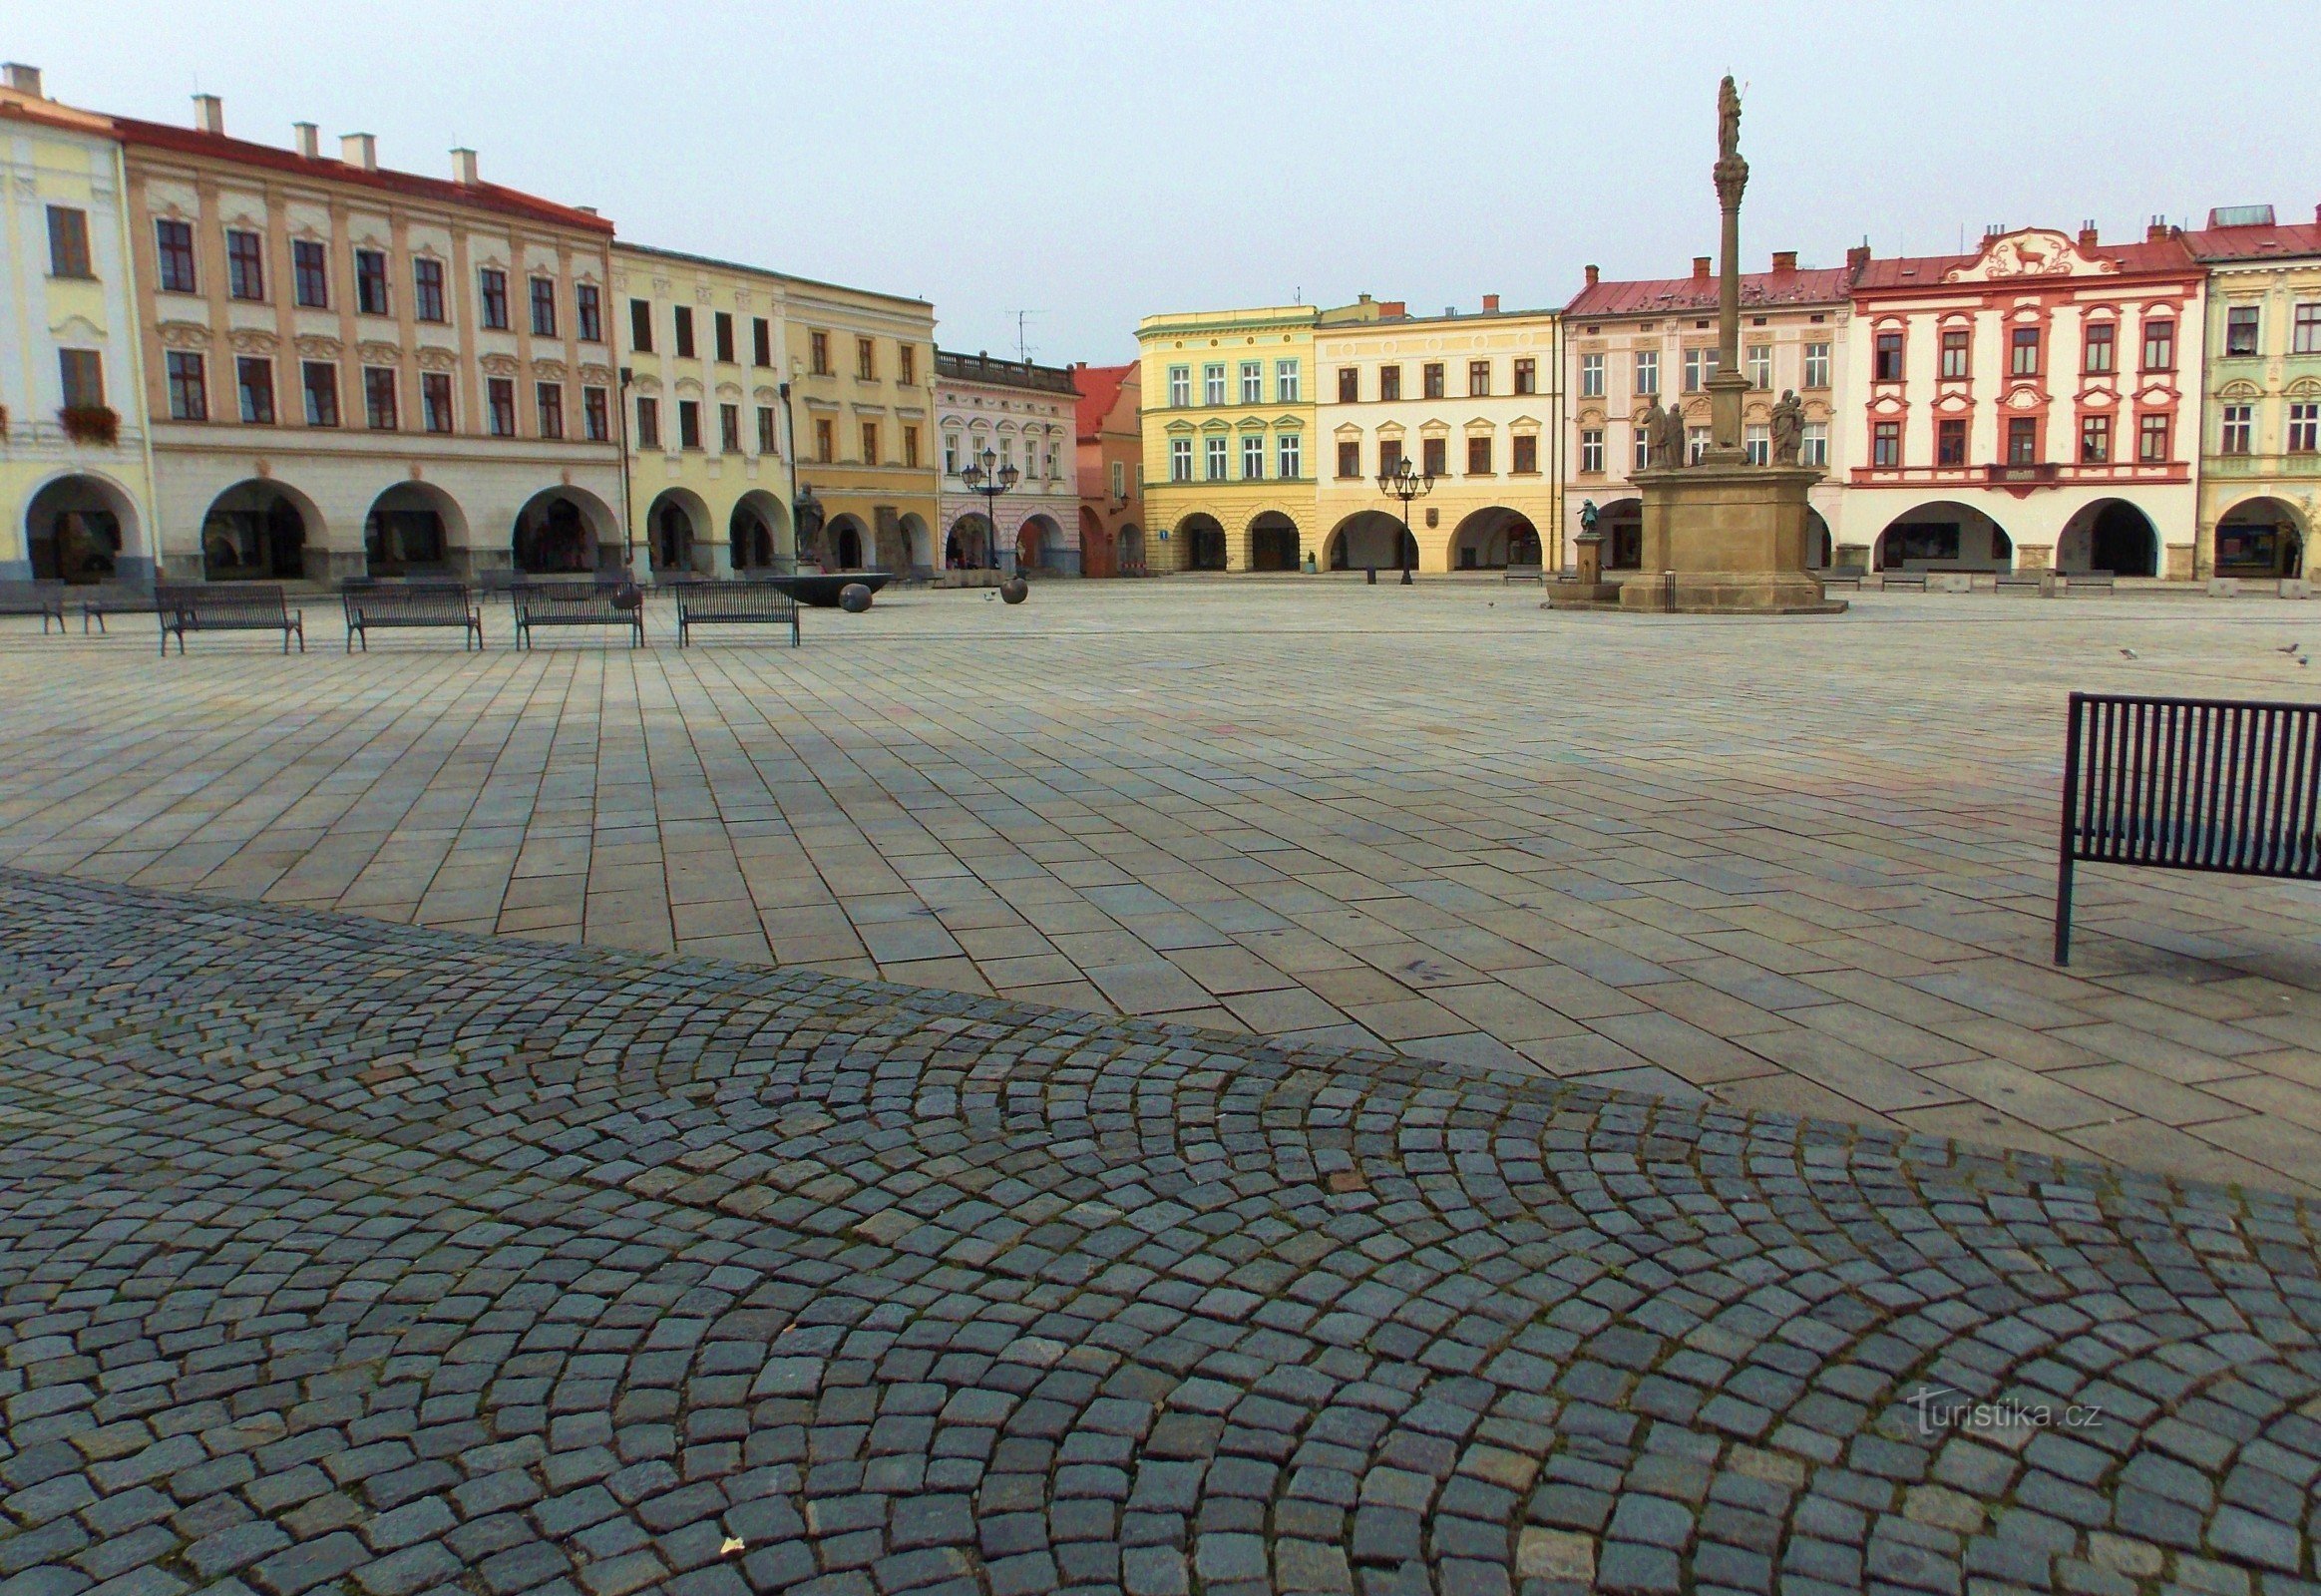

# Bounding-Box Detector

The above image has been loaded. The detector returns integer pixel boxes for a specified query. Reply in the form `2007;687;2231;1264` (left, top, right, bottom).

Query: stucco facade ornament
479;353;519;377
1945;229;2119;282
295;335;342;359
579;364;615;386
534;359;569;382
227;328;277;354
416;345;459;371
358;341;402;365
157;321;211;348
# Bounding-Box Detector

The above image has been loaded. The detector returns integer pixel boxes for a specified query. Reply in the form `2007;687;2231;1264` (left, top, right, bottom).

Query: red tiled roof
1853;234;2199;292
1564;265;1852;318
1074;361;1136;441
110;115;613;235
2184;221;2321;263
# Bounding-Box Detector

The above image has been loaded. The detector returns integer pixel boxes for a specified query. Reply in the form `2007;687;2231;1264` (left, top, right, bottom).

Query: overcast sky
21;1;2320;365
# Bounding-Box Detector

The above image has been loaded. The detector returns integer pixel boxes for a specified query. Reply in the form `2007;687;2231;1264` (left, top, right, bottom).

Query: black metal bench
2067;571;2118;594
1818;566;1867;592
1880;572;1928;592
2055;691;2320;964
1996;573;2045;594
674;582;800;647
511;582;644;649
155;584;304;655
1501;565;1545;585
78;582;157;634
0;581;67;633
343;583;484;651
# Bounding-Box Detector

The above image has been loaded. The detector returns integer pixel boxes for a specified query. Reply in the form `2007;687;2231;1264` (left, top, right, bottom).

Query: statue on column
1659;401;1690;469
1640;399;1671;469
1718;76;1741;162
1770;390;1805;465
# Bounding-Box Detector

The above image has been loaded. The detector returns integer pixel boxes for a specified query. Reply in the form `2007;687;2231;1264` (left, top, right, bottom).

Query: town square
2;6;2319;1593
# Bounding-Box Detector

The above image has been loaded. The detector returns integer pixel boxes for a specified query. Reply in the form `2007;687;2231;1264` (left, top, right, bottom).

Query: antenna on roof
1012;309;1040;364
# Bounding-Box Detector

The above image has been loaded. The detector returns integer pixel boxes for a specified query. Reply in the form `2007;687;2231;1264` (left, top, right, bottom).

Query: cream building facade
0;66;158;585
784;279;937;572
936;350;1080;576
612;243;793;581
113;93;622;585
2185;206;2321;581
1562;252;1853;575
1317;296;1560;573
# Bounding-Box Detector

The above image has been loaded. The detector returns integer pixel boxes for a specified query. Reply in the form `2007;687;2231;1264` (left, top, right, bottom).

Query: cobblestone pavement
1;870;2318;1595
0;585;2316;1196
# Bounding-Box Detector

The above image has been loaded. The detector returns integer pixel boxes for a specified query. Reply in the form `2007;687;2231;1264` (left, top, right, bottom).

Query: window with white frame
1242;433;1265;479
1800;422;1828;467
1168;365;1190;406
1580;428;1604;474
1634;348;1659;395
1687;426;1709;464
1206;434;1228;479
1240;361;1263;403
1170;437;1193;481
2296;303;2321;355
1745;344;1771;391
1204;364;1227;405
1803;342;1830;388
2221;404;2253;455
1633;426;1650;472
944;434;960;474
1110;460;1126;498
1579;353;1604;397
1275;359;1299;401
2289;402;2320;453
1277;432;1301;479
1743;424;1769;465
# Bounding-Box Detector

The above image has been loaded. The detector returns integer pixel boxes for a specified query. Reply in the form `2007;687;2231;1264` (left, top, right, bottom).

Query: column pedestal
1625;462;1846;614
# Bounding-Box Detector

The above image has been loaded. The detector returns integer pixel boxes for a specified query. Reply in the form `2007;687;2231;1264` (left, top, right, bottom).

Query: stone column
1705;148;1750;463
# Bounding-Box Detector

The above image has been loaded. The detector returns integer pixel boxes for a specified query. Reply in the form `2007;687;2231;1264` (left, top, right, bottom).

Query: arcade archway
2214;497;2305;579
363;482;464;577
512;487;616;575
1450;507;1541;571
730;491;788;572
1249;512;1301;572
1875;501;2014;572
201;480;317;582
1325;511;1412;572
2057;499;2158;578
25;473;142;586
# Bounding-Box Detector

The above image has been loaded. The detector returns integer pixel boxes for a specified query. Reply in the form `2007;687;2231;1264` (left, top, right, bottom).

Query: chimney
341;133;377;171
1482;293;1500;313
451;147;479;185
2146;213;2168;242
1845;243;1870;274
293;121;319;159
1692;255;1712;280
1770;249;1797;273
193;93;224;135
1357;292;1372;303
2078;219;2098;250
577;205;597;215
1584;263;1600;287
1379;300;1405;318
2;63;43;98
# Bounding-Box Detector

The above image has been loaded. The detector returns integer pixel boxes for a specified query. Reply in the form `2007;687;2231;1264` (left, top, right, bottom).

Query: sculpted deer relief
1945;228;2118;283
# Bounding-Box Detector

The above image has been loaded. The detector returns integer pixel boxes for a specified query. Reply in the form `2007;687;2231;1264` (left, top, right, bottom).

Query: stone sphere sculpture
839;583;873;613
999;578;1029;605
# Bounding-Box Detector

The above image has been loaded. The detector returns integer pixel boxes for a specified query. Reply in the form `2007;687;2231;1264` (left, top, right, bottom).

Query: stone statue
1770;391;1805;465
1659;401;1690;469
793;485;826;566
1579;499;1599;535
1641;400;1672;470
1718;76;1741;163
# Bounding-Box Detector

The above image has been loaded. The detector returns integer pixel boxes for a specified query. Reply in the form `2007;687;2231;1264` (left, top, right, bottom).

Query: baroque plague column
1619;79;1838;613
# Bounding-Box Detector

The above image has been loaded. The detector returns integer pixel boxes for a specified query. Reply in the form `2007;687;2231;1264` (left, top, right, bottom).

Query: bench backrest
513;584;630;619
2064;692;2320;878
158;584;287;621
678;584;797;619
347;584;472;622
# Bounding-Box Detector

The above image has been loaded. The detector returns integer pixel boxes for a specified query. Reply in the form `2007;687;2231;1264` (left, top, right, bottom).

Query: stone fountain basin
764;573;894;608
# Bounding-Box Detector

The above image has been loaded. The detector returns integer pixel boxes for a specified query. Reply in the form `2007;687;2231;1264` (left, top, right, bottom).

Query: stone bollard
1366;567;1376;586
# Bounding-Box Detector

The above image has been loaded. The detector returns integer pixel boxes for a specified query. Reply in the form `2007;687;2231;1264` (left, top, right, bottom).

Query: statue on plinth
1770;391;1804;466
1640;399;1672;470
1658;401;1689;469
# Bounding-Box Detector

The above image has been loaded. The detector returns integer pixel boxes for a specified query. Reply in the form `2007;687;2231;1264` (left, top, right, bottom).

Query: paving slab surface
0;584;2315;1197
0;870;2317;1594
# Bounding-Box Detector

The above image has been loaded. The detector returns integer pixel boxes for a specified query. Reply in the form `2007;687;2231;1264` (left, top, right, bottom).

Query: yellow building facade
1138;303;1358;572
1;68;159;585
1316;299;1561;573
783;277;939;571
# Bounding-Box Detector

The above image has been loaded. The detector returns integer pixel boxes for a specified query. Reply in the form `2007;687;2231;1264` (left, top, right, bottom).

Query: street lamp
958;447;1019;573
1375;453;1433;585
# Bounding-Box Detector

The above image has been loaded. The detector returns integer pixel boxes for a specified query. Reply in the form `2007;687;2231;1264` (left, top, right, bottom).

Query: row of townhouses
2;66;1135;589
1138;215;2321;583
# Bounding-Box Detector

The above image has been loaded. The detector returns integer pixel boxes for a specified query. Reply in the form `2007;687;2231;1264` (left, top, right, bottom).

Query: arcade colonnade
1151;501;1548;574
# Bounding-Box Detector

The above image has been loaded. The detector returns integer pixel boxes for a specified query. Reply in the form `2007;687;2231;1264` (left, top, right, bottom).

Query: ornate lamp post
1375;454;1433;585
958;447;1019;573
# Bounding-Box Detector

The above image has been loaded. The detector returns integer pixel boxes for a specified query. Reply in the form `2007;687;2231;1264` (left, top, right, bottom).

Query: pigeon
2278;642;2301;654
2301;656;2312;668
2120;647;2138;659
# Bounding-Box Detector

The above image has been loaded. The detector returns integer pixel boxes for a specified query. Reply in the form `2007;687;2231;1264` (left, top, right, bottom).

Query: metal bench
1818;565;1867;592
342;583;484;651
0;581;67;633
1501;565;1545;585
1996;573;2045;594
155;584;304;654
2068;571;2118;595
2054;691;2320;964
78;582;158;633
1880;572;1928;592
511;582;644;649
674;581;800;647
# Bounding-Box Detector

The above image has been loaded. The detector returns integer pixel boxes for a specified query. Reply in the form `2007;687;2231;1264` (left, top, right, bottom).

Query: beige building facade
783;278;938;572
612;243;793;581
936;350;1081;576
1317;295;1560;573
117;94;621;585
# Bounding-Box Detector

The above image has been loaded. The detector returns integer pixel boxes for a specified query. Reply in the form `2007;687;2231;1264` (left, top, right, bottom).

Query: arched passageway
1017;514;1062;573
946;515;991;570
364;482;463;577
2214;497;2305;579
1326;511;1412;572
26;474;140;585
1598;499;1643;571
1875;501;2014;572
647;490;706;579
1450;507;1541;571
513;488;614;575
828;515;867;571
730;491;788;572
1179;514;1228;572
1249;513;1301;572
1805;509;1832;569
898;514;932;574
202;481;315;582
1117;525;1144;575
2056;499;2158;578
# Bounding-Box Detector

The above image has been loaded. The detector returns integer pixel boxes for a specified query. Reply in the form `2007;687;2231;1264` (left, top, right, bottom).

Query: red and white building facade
1844;224;2204;577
